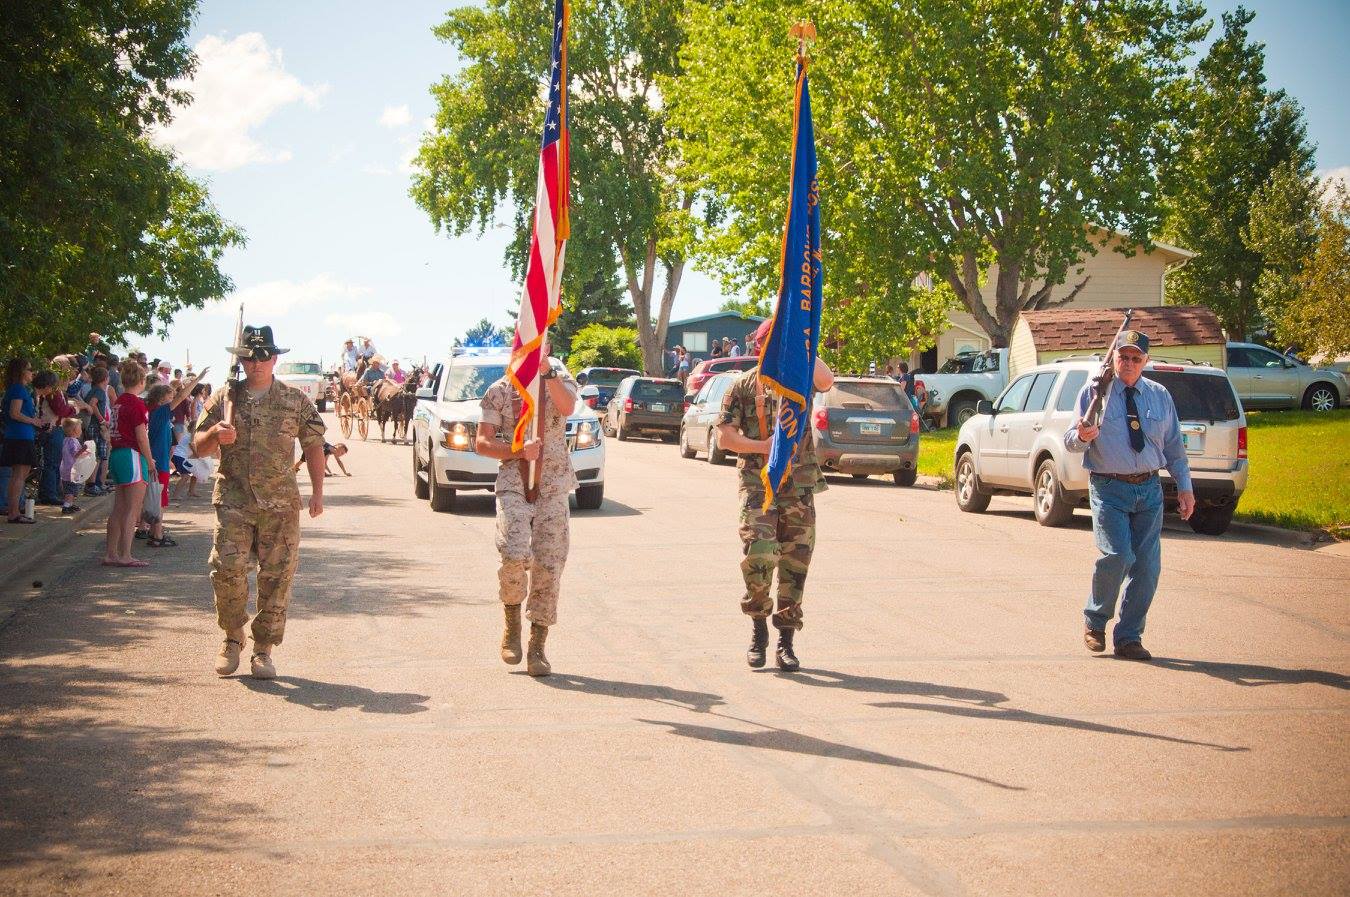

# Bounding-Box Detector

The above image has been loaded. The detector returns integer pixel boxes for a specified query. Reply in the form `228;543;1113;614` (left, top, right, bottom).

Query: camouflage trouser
209;503;300;646
738;484;816;631
495;490;570;627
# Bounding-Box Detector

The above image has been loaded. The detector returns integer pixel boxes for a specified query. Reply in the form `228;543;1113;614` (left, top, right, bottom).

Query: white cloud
157;33;327;171
211;274;371;318
379;104;412;128
325;311;404;339
1318;166;1350;198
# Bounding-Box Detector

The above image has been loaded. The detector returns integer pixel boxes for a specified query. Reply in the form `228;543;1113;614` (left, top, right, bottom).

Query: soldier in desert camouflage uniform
716;338;834;671
194;326;327;680
476;350;579;677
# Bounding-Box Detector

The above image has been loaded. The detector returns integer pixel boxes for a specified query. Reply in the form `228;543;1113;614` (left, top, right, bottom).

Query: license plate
650;403;667;413
860;422;882;435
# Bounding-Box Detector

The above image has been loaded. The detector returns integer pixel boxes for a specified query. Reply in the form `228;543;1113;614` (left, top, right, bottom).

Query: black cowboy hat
228;325;290;361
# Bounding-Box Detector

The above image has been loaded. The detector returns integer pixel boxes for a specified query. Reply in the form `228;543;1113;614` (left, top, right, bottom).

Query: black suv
576;367;642;409
603;376;686;441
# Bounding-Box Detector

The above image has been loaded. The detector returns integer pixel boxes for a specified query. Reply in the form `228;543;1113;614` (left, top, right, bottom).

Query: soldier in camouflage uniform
476;352;579;677
716;353;834;671
194;326;327;680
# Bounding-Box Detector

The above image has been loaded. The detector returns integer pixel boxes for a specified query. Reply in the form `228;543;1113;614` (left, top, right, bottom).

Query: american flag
508;0;571;451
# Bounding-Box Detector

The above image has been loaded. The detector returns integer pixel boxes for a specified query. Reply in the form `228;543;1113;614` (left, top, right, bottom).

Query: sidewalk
0;491;114;628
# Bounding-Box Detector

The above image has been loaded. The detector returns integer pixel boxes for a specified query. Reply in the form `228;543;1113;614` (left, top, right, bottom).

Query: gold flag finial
789;20;816;61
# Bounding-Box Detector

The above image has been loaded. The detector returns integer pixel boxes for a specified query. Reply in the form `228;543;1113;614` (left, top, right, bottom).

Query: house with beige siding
1008;306;1227;380
926;231;1195;370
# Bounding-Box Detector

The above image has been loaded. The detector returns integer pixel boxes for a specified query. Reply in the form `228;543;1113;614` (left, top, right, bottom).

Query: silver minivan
954;358;1249;535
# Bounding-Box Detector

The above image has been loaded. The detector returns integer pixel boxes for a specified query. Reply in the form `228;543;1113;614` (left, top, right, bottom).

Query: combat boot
526;623;551;677
501;604;523;665
746;617;769;668
775;628;800;672
250;643;276;680
214;630;246;676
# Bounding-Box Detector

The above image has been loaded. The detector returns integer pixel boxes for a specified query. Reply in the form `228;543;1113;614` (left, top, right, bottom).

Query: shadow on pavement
1148;658;1350;690
773;668;1008;706
239;675;430;714
577;499;642;518
873;701;1248;752
637;718;1023;790
0;689;260;862
525;672;725;713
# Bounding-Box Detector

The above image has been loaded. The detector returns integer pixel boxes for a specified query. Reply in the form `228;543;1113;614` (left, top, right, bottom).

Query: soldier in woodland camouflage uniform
477;352;579;677
195;326;327;680
716;349;834;671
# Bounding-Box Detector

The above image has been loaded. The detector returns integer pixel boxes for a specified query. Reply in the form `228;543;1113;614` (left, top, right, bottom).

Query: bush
567;324;642;371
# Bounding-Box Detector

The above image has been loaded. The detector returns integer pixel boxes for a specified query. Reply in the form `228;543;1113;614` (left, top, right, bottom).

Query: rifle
223;304;245;426
1081;308;1134;429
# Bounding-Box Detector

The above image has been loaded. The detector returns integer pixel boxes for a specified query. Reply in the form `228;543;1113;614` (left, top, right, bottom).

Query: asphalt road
1;417;1347;896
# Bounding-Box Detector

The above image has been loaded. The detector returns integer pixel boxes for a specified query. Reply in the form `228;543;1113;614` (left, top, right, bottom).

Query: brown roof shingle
1021;306;1225;352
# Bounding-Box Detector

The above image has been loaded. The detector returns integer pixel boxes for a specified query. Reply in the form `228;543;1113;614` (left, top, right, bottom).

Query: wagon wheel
356;397;371;440
338;393;354;438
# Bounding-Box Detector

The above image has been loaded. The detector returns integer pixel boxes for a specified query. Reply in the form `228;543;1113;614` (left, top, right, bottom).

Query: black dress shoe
746;617;769;668
775;628;800;672
1114;641;1152;661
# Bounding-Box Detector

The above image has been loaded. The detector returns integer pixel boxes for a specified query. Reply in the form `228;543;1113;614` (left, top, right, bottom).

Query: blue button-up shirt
1064;376;1192;492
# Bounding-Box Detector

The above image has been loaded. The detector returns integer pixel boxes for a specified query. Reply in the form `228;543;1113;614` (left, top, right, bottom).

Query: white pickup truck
917;348;1009;428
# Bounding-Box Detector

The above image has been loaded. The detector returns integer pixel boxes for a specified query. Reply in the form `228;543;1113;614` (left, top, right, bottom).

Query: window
1143;371;1240;422
683;331;708;352
824;381;906;410
277;362;321;375
1023;372;1058;413
996;375;1034;413
632;380;686;401
1054;370;1089;412
442;364;505;402
973;352;1000;373
1225;347;1253;367
583;368;640;387
1248;346;1287;368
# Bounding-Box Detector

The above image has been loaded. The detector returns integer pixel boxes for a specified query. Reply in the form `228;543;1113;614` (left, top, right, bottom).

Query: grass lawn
1239;410;1349;534
915;410;1349;535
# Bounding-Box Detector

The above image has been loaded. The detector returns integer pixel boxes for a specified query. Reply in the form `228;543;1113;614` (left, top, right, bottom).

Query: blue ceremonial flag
757;60;822;509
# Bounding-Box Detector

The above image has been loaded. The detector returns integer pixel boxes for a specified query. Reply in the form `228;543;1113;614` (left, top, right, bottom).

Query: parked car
410;347;606;512
1225;342;1347;411
916;348;1010;428
813;377;921;486
575;367;642;410
679;372;738;463
275;361;327;412
953;358;1247;534
686;355;759;397
603;376;686;441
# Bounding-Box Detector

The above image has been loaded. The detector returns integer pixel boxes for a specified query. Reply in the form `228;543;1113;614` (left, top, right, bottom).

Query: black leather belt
1091;471;1158;485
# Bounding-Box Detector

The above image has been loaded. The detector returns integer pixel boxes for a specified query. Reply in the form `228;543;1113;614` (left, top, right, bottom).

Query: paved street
1;419;1347;896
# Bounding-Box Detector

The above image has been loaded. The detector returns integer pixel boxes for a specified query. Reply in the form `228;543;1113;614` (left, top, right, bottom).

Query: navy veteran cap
1113;330;1149;355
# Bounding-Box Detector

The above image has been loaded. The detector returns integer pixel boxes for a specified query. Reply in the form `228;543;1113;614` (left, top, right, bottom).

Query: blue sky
140;0;1349;373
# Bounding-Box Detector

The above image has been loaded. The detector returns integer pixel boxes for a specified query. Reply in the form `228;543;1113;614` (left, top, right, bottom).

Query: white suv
953;358;1249;535
275;361;327;412
410;348;606;512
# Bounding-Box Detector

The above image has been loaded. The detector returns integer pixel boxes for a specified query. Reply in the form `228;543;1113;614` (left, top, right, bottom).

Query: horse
372;376;417;444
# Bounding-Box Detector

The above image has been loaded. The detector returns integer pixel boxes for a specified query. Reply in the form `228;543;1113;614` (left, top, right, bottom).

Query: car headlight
572;420;602;449
440;420;475;451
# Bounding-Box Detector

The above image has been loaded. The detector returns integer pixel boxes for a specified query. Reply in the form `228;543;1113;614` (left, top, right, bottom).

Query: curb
0;491;115;629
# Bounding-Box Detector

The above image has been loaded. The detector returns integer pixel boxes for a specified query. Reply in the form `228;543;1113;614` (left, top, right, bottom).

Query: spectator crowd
3;333;212;567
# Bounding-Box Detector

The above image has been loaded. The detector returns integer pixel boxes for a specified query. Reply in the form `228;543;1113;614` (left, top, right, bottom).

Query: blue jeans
40;427;64;502
1084;474;1163;645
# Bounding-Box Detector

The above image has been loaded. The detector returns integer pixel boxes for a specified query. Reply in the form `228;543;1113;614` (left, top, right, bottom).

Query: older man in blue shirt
1064;329;1195;661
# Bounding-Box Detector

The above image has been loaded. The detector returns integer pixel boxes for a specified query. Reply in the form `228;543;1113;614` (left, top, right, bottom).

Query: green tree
1265;183;1350;359
411;0;697;375
463;317;513;347
1163;6;1316;337
550;269;635;355
0;0;244;360
1244;160;1321;336
566;323;643;370
719;296;771;319
668;0;1204;352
